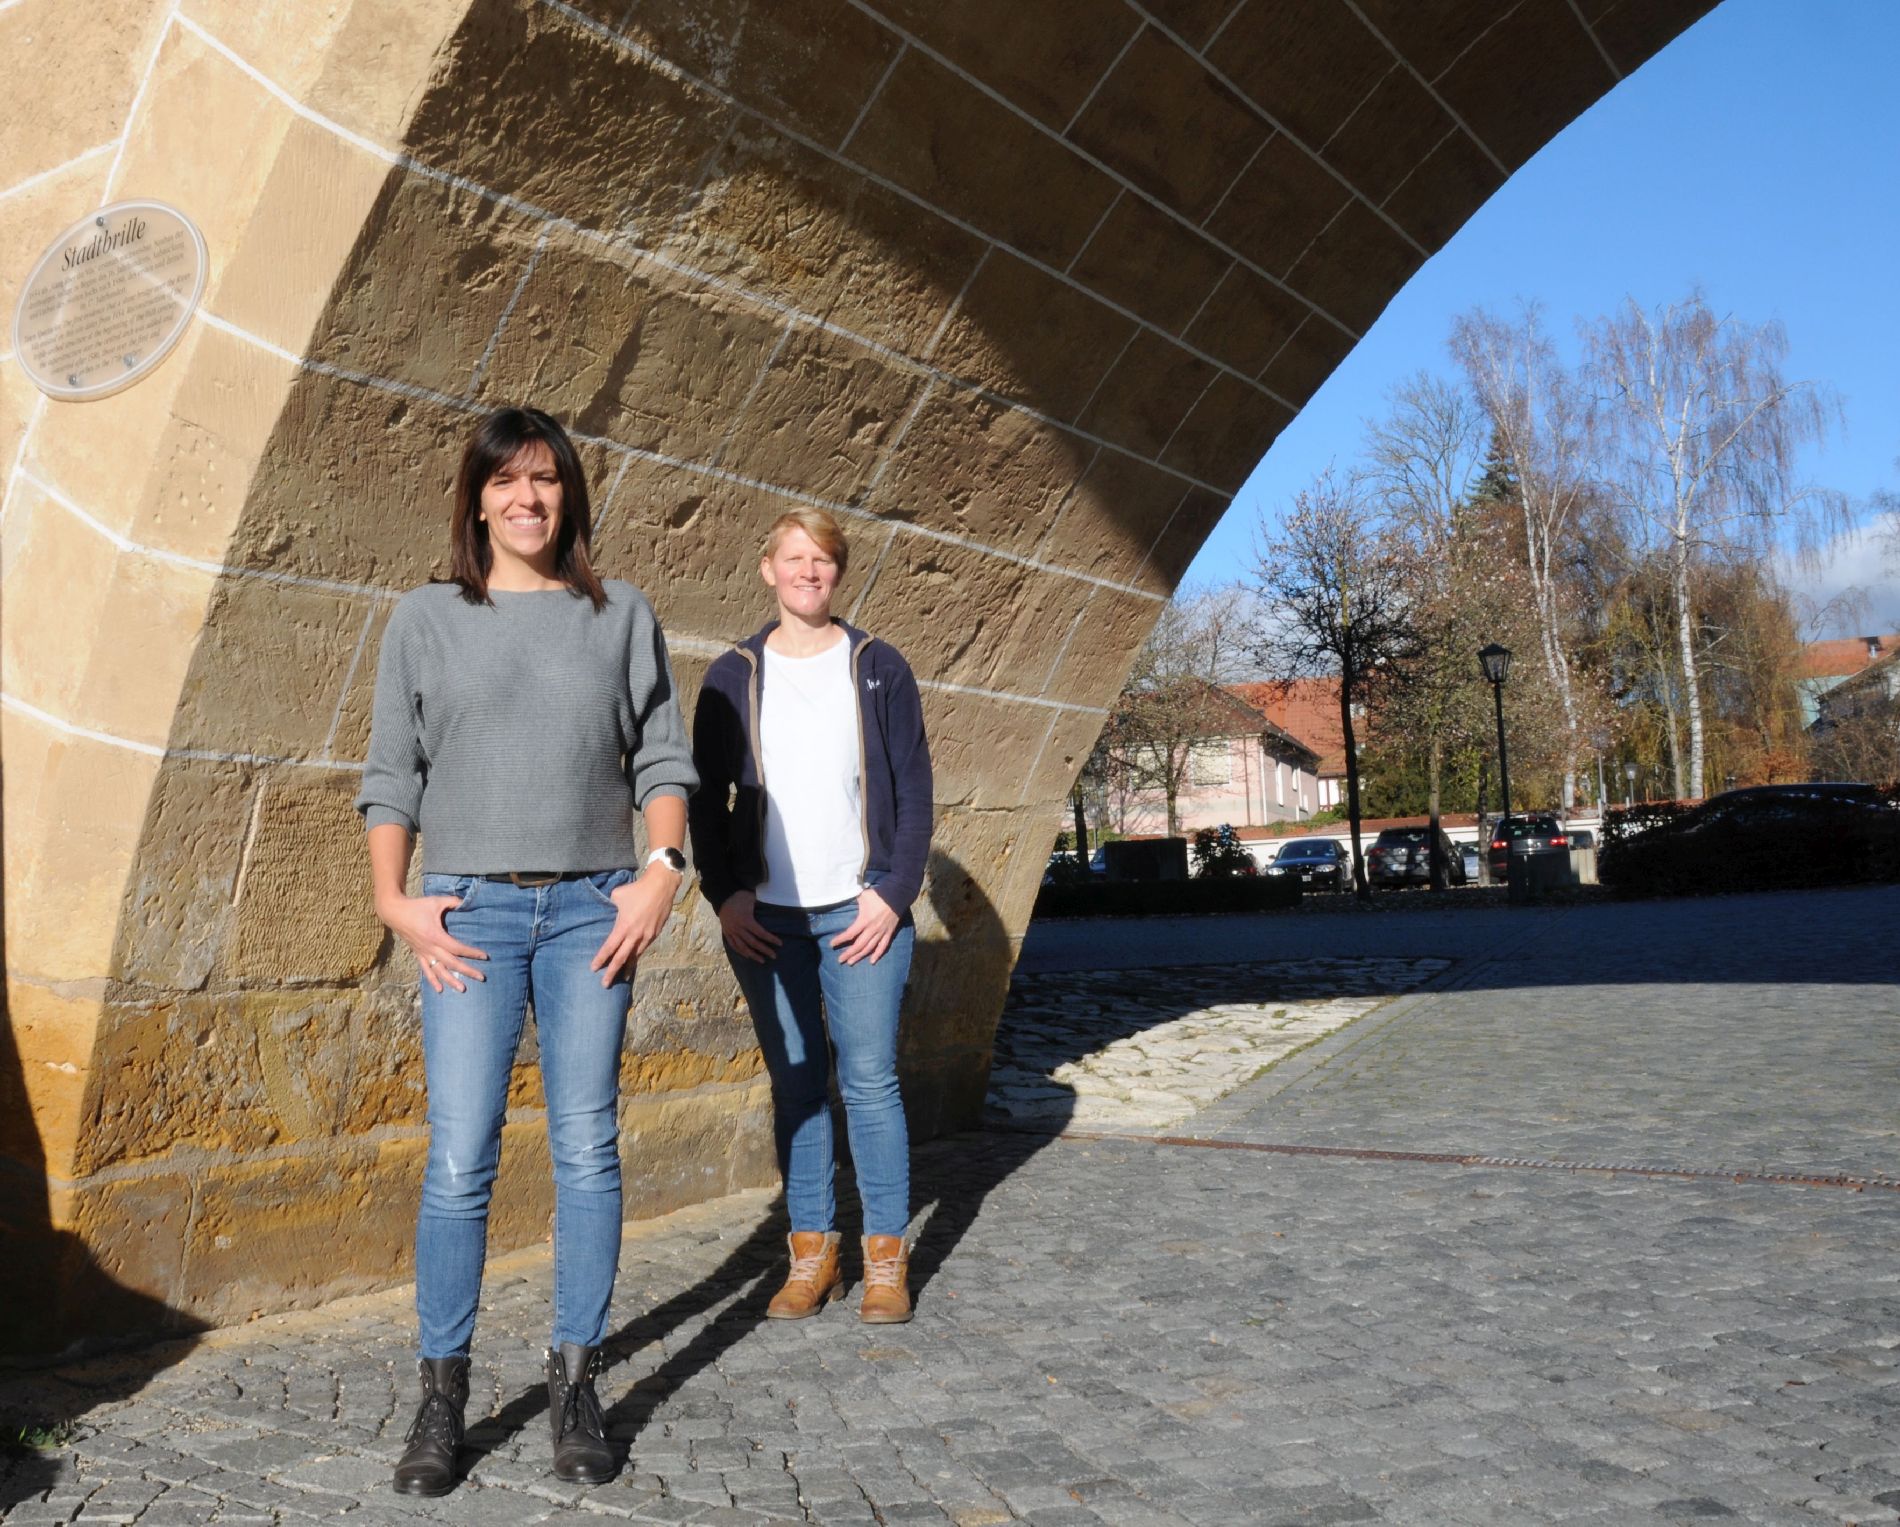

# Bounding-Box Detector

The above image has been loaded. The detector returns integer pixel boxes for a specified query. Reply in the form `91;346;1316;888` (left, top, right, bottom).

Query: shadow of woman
464;846;1076;1467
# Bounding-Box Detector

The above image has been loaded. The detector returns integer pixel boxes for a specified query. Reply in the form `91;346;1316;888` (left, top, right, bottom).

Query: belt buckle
508;870;561;888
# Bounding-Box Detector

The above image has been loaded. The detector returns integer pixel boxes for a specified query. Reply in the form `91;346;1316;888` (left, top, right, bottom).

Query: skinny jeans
415;869;632;1359
726;895;914;1237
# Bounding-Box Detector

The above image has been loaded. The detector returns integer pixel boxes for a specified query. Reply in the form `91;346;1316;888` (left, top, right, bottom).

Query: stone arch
0;0;1715;1349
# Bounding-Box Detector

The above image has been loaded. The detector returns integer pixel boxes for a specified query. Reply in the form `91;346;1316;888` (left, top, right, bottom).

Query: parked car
1568;828;1596;851
1485;813;1570;882
1600;783;1898;895
1460;842;1481;883
1265;837;1347;889
1367;826;1468;887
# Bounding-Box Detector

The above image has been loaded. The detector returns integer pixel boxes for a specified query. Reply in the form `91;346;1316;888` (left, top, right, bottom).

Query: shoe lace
406;1388;461;1448
554;1357;606;1443
863;1253;906;1289
786;1250;827;1285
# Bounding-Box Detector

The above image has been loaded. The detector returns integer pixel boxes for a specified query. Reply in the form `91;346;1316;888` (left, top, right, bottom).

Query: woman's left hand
830;887;900;967
591;867;681;985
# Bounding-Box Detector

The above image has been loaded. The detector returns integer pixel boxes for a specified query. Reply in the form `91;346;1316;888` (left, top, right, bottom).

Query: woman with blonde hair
689;508;932;1323
358;406;696;1495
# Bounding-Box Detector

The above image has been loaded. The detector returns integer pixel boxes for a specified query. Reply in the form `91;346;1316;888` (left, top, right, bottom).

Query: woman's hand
378;892;488;994
830;887;900;966
591;868;681;985
718;889;782;964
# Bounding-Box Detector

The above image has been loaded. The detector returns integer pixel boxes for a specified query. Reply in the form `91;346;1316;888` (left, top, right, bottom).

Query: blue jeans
727;896;914;1237
415;869;633;1359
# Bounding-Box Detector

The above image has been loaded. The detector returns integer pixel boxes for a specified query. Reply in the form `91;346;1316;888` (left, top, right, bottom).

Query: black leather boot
392;1356;468;1496
546;1342;615;1483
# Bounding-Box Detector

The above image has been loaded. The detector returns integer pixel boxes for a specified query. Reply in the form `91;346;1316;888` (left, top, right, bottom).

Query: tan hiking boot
766;1231;843;1319
858;1235;912;1324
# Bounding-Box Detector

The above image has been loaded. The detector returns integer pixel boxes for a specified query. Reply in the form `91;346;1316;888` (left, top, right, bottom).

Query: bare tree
1451;305;1596;807
1250;472;1419;898
1588;293;1848;799
1364;374;1487;885
1093;585;1253;837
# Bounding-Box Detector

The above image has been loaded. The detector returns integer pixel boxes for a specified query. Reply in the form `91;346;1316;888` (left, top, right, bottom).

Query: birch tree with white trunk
1586;293;1846;800
1450;306;1595;807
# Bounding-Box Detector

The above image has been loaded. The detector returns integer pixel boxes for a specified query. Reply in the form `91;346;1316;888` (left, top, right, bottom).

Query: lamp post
1478;644;1513;831
1624;761;1638;810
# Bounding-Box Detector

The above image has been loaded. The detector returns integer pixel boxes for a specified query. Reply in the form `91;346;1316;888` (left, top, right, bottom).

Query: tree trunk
1427;731;1446;890
1165;780;1180;839
1339;672;1369;900
1671;527;1706;801
1071;789;1089;864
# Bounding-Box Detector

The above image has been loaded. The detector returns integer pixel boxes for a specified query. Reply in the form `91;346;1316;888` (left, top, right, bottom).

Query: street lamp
1624;761;1638;810
1478;643;1513;829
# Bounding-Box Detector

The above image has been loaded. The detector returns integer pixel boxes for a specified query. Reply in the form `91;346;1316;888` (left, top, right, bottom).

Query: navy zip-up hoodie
688;620;933;914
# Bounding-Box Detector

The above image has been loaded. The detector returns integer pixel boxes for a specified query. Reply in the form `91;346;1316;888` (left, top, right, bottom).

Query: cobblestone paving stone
985;959;1449;1132
3;886;1896;1526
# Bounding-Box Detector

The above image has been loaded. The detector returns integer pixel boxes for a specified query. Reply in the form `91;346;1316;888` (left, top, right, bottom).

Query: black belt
480;870;597;888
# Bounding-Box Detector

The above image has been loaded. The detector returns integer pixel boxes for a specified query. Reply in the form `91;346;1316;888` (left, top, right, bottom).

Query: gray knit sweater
355;580;698;874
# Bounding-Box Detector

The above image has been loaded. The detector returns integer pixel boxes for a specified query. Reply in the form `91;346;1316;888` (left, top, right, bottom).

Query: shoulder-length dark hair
449;406;608;610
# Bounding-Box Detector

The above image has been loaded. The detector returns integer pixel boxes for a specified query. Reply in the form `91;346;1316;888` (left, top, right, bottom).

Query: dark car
1600;783;1898;894
1485;813;1570;882
1265;837;1346;889
1367;826;1468;887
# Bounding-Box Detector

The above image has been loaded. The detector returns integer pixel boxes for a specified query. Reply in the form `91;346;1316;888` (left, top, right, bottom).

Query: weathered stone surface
672;124;988;357
1208;2;1390;152
847;48;1120;267
1066;189;1230;336
0;0;169;185
863;385;1087;557
1183;263;1312;378
620;0;903;148
1204;131;1355;285
0;982;103;1178
1076;328;1218;461
1435;0;1616;171
113;757;254;992
926;250;1137;424
1069;27;1269;223
231;772;385;984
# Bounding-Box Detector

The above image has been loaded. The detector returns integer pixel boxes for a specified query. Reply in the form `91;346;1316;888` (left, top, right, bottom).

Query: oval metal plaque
11;200;208;402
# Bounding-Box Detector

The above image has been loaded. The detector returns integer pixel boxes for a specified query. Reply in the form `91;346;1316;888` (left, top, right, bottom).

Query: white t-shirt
755;635;865;908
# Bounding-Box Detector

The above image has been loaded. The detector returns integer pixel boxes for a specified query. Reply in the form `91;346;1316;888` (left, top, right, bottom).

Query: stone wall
0;0;1715;1353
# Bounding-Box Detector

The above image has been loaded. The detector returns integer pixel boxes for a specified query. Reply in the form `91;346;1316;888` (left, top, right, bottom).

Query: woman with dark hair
357;407;696;1496
688;508;932;1327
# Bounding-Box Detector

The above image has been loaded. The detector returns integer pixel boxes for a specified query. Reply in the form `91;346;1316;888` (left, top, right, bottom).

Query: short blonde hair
762;508;849;577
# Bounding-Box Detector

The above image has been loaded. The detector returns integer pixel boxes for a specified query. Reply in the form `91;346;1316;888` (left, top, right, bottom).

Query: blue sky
1188;0;1900;636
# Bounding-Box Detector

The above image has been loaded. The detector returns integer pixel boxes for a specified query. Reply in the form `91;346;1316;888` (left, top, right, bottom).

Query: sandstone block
1068;27;1268;223
170;579;378;758
1283;200;1422;336
1;480;113;723
922;690;1059;811
308;166;542;398
714;324;927;506
1035;453;1195;592
867;0;1140;132
48;1171;192;1319
847;48;1119;268
1183;264;1311;378
112;756;253;992
848;535;1035;689
1207;3;1389;152
214;116;399;358
1141;487;1232;593
0;140;113;325
1320;67;1446;205
619;1080;777;1221
323;599;394;763
1381;127;1501;251
1258;314;1355;408
622;0;902;148
550;272;788;466
0;0;169;188
1066;189;1231;337
0;701;161;987
1139;0;1235;50
1434;0;1610;171
403;0;734;237
926;250;1136;425
230;770;384;984
180;0;471;146
1160;372;1291;491
667;123;985;358
1076;330;1216;461
1203;131;1353;283
863;386;1088;558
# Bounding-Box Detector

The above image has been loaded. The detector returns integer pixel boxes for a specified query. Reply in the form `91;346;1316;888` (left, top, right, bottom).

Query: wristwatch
645;846;687;875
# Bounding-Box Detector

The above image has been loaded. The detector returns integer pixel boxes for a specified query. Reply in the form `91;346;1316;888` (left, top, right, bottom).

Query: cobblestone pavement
4;885;1897;1526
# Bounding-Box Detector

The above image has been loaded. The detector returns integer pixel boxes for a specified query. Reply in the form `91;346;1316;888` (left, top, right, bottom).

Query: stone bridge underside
0;0;1713;1351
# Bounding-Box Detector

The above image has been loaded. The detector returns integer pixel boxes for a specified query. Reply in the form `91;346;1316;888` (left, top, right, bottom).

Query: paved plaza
3;886;1897;1525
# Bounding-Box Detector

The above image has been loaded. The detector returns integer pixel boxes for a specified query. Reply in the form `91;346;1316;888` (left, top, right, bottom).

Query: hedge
1031;876;1302;919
